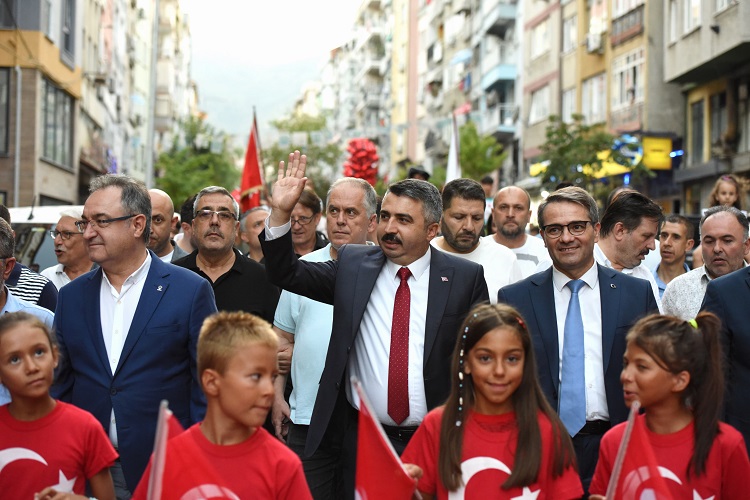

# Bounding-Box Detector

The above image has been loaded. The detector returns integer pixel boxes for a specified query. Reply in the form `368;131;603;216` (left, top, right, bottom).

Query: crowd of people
0;152;749;499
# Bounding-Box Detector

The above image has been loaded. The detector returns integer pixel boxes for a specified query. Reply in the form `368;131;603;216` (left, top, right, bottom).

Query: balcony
354;53;386;84
481;63;515;91
482;104;516;139
481;0;517;39
354;85;384;114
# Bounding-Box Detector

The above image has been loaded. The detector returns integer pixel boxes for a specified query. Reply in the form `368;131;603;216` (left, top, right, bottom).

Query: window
613;0;644;18
716;0;730;11
62;0;75;58
529;86;550;124
690;100;704;165
582;73;606;124
683;0;701;33
668;0;678;43
0;0;15;28
562;16;577;54
41;79;74;169
611;48;644;111
0;69;8;153
710;92;727;145
561;88;576;123
530;20;550;60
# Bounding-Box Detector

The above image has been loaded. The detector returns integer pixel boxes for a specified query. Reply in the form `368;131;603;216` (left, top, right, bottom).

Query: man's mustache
382;234;402;244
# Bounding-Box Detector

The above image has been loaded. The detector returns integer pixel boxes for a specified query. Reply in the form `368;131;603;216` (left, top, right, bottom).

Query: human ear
201;369;221;397
671;370;690;393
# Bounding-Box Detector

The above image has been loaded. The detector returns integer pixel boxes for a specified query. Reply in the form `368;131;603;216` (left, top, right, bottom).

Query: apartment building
665;0;750;213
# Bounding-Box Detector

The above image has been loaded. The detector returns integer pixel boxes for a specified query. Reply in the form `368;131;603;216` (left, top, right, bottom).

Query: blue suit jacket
701;266;750;449
497;264;658;426
52;252;217;490
260;231;489;456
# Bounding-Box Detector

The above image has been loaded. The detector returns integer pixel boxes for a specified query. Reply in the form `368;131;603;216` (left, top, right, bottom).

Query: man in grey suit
498;187;658;494
261;151;488;498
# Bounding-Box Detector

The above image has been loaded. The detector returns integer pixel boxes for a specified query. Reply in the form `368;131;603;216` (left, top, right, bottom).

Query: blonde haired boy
134;312;311;499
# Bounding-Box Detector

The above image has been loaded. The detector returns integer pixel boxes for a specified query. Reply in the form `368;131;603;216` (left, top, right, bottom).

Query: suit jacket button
346;346;351;353
336;382;341;390
110;388;117;396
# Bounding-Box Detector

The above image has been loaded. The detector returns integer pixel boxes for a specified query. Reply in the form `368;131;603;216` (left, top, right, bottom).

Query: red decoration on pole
343;138;379;186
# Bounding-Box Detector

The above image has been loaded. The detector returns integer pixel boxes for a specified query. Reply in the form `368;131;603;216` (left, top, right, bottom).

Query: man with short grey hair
173;185;279;320
52;174;217;497
664;205;749;320
41;208;95;289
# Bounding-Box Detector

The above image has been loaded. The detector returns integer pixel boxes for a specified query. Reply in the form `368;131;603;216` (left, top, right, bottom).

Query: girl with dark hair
589;313;750;499
0;312;118;499
402;303;582;499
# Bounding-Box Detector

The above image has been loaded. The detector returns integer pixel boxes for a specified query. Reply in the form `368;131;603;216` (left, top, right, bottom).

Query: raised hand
269;150;308;227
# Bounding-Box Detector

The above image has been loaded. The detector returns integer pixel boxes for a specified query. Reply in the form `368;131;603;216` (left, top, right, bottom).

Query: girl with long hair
402;303;582;499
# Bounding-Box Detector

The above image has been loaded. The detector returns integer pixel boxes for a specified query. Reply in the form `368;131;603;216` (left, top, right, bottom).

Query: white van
8;205;84;271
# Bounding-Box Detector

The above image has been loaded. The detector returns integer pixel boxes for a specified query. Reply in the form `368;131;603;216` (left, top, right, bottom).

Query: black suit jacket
497;264;659;426
701;267;750;449
260;231;489;455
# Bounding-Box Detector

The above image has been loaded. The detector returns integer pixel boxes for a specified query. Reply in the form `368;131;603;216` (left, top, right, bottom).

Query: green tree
456;121;506;181
537;114;651;194
263;114;344;200
155;116;240;204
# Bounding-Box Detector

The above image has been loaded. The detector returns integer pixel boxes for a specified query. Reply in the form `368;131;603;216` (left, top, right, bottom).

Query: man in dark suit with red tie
261;151;489;498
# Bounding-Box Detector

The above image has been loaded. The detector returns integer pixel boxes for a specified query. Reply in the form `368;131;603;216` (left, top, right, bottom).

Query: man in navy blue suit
498;187;658;494
52;175;217;498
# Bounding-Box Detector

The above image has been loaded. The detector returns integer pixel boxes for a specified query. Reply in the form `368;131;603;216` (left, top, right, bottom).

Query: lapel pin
610;283;616;289
441;277;449;282
157;285;163;292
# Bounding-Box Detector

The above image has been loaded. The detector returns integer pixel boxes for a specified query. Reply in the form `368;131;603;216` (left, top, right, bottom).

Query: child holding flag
133;311;311;499
590;313;750;499
402;303;582;499
0;312;117;499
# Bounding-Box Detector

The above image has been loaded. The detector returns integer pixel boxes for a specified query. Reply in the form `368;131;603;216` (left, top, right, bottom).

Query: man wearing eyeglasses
173;186;279;322
40;208;95;289
497;186;658;495
51;174;218;498
291;189;328;256
147;189;187;263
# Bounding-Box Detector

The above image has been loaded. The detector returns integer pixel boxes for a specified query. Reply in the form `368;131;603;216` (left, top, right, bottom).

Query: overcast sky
181;0;360;143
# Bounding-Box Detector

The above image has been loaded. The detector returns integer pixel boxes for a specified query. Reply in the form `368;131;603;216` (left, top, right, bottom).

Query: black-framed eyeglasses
195;209;238;222
541;221;592;238
290;215;314;226
75;214;137;232
49;229;82;240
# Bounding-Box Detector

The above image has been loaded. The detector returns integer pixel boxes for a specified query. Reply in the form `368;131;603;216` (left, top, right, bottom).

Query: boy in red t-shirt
134;311;312;499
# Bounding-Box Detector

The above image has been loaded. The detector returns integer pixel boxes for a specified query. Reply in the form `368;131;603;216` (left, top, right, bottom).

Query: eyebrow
381;210;414;222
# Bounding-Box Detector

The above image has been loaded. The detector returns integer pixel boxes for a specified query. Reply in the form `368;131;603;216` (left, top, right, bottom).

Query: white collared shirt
348;251;431;426
100;251;151;446
552;262;609;421
264;219;431;426
594;243;663;312
159;250;174;263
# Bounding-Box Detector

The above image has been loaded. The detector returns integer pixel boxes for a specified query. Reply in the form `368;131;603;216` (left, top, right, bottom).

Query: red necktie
388;267;411;425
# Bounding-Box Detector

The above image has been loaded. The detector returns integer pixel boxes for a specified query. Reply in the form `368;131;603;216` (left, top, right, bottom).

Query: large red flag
240;111;263;213
354;380;416;500
606;402;673;500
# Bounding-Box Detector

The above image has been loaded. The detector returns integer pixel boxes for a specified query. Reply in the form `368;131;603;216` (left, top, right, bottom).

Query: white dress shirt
100;252;151;446
594;243;663;313
265;219;431;426
552;263;609;421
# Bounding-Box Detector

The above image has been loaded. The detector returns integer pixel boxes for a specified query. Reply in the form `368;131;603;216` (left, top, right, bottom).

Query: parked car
8;205;83;271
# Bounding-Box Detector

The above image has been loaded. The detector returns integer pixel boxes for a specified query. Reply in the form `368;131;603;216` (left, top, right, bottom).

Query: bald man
489;186;550;278
148;189;188;262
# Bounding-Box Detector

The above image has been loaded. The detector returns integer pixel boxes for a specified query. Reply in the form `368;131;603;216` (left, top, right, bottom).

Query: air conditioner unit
586;32;603;54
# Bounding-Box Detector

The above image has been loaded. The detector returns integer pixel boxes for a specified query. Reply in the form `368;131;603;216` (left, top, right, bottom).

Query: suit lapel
85;269;111;376
532;269;560;391
424;248;453;362
115;258;170;376
598;265;620;375
349;250;385;343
